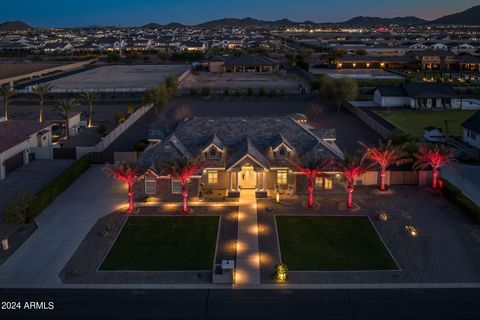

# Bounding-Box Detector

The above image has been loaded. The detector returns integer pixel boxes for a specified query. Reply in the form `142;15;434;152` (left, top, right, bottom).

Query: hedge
440;179;480;224
25;155;92;222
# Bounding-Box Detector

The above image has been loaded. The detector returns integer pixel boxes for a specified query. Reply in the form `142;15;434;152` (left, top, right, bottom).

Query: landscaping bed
101;216;219;271
276;216;397;271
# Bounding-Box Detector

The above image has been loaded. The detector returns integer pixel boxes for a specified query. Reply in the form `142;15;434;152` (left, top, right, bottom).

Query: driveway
0;165;124;286
0;160;74;220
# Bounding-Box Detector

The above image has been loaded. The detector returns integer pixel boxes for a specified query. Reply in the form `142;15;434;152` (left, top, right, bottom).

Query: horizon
1;0;478;28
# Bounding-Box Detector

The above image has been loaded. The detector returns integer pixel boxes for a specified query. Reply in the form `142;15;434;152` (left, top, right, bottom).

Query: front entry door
240;164;257;189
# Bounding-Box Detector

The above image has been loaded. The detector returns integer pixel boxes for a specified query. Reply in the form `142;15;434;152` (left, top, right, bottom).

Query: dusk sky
1;0;478;27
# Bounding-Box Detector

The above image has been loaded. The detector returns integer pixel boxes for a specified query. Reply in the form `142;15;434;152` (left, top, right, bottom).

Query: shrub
247;87;253;97
98;124;110;137
273;263;288;282
115;112;126;125
5;191;35;229
23;155;92;223
279;88;287;96
267;89;276;97
258;87;265;97
134;139;149;152
189;87;198;97
441;179;480;224
234;89;241;97
224;88;229;96
201;87;212;96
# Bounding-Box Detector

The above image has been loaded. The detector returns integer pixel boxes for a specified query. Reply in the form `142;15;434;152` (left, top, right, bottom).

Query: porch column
236;171;240;191
256;172;260;191
229;172;233;191
263;172;266;191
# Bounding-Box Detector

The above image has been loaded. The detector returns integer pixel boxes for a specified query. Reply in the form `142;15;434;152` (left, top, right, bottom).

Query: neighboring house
462;111;480;149
410;43;428;50
374;83;460;109
0;119;52;179
430;43;448;50
424;126;446;143
180;41;206;52
407;50;456;70
137;115;344;201
335;55;417;69
209;54;281;73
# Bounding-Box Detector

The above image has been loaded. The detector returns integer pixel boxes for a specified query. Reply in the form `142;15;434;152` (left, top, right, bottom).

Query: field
378;110;475;137
0;62;66;80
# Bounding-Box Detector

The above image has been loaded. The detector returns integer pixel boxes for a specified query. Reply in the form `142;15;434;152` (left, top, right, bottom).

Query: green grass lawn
100;216;219;271
276;216;397;271
378;110;475;137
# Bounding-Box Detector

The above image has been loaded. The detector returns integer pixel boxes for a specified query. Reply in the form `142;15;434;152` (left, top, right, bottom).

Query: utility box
212;260;235;284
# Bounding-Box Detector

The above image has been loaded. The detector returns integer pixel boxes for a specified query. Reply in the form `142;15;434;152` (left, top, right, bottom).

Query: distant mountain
142;22;185;29
197;17;301;28
430;5;480;25
0;20;33;31
342;16;427;26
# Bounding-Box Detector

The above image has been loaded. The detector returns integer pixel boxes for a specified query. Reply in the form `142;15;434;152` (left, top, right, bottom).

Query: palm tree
292;155;332;208
32;83;53;123
55;98;80;140
413;143;455;189
104;162;144;214
0;84;15;121
335;153;369;209
359;140;407;191
160;157;199;214
81;91;98;128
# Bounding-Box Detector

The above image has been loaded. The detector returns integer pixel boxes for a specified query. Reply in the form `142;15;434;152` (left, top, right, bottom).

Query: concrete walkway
0;165;124;286
235;189;260;285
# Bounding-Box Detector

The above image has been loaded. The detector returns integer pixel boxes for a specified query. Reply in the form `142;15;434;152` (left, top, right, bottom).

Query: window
324;177;333;190
145;177;157;194
207;170;218;184
470;130;477;140
209;147;217;157
278;147;286;157
315;177;323;189
171;179;182;194
277;170;287;185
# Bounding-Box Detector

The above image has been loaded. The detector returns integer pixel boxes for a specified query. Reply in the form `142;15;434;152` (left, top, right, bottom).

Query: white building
462;111;480;149
0;120;53;180
424;126;446;143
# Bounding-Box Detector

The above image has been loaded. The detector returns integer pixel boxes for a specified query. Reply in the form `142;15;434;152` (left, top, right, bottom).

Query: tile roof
0;120;51;153
462;111;480;133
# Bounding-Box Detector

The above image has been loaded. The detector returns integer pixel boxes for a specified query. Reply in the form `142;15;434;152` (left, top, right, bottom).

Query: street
0;288;479;320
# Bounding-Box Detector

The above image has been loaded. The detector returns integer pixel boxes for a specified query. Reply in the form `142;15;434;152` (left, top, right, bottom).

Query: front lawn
276;216;397;271
101;216;219;271
378;110;475;137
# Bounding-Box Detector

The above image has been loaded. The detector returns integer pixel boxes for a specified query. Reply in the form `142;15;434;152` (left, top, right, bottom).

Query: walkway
0;165;124;286
235;189;260;285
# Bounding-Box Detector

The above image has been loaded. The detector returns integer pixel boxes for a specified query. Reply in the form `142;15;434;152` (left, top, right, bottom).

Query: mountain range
1;5;479;30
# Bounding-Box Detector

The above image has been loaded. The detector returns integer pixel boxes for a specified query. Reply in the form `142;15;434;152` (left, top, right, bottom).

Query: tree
327;48;347;64
360;140;406;191
5;190;35;229
0;83;15;121
160;157;199;214
321;77;358;112
55;98;80;139
413;144;456;189
104;162;144;214
32;83;53;123
143;82;173;117
81;91;98;128
292;155;332;208
158;51;170;62
335;153;369;209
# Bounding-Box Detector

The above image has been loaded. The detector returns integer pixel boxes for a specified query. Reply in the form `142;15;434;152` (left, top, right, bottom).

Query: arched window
278;147;286;157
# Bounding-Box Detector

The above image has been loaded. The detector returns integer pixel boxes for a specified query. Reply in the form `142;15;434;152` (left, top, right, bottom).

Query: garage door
4;152;24;174
390;171;419;186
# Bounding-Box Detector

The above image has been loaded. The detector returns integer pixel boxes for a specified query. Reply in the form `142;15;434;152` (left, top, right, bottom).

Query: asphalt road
0;288;479;320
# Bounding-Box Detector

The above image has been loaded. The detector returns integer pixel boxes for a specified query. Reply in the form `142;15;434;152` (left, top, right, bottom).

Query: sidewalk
235;190;261;285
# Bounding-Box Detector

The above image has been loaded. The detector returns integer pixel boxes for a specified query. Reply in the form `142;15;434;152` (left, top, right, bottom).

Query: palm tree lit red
292;155;332;208
104;162;144;214
413;144;455;189
336;153;369;209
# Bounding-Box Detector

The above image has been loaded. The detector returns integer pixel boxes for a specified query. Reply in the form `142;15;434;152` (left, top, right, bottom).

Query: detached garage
0;119;52;180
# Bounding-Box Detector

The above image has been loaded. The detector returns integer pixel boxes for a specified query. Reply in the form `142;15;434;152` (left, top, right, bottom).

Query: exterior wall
464;129;480;149
410;98;460;109
136;176;200;202
377;95;410;107
209;61;224;73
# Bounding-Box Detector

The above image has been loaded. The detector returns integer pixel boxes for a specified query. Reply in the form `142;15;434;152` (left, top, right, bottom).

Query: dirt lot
181;71;305;93
0;62;66;80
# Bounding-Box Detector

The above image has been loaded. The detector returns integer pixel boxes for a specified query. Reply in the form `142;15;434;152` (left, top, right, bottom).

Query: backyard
100;216;219;271
275;216;397;271
378;110;475;137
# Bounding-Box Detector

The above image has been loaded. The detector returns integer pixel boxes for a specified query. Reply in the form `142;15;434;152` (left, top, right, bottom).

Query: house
180;41;206;52
374;83;460;109
430;43;448;50
335;55;417;70
137;116;344;201
407;50;456;70
462;111;480;149
209;54;281;73
0;119;52;179
424;126;446;143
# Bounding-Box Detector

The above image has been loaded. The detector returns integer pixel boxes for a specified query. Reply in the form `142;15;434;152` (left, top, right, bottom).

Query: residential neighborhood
1;1;480;319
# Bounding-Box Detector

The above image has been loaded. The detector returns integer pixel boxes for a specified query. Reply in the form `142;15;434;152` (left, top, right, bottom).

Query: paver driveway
0;165;124;286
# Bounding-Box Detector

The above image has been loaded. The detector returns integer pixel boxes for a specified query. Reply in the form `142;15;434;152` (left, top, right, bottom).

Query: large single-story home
374;83;460;109
209;54;281;73
0;119;52;179
462;111;480;149
137;115;345;200
335;55;417;70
